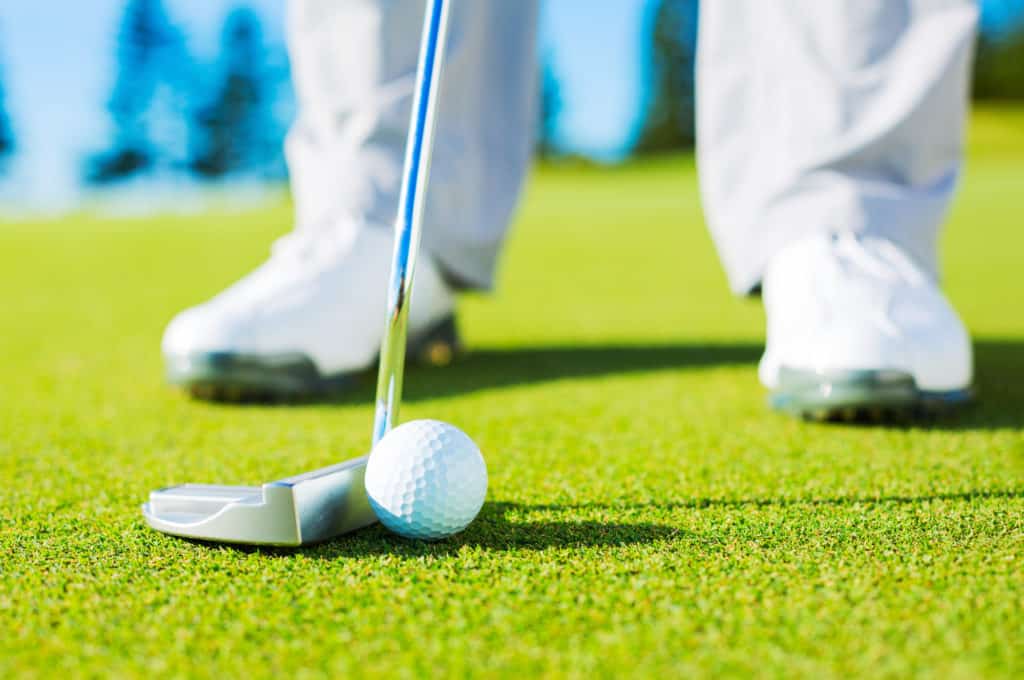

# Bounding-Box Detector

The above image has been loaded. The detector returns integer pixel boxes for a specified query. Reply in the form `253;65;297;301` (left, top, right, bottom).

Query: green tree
974;20;1024;100
635;0;699;154
0;58;14;174
190;7;285;178
537;50;563;159
87;0;190;184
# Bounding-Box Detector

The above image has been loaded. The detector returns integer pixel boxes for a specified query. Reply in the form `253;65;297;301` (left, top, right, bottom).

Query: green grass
2;106;1023;679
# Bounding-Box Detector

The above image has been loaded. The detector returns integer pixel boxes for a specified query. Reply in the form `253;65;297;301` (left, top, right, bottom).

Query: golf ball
365;419;488;541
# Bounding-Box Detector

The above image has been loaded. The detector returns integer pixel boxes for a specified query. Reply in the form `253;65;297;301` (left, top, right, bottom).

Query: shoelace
827;233;932;336
830;232;927;287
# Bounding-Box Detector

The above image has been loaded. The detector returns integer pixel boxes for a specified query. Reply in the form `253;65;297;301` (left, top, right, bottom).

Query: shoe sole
771;366;973;423
166;315;462;402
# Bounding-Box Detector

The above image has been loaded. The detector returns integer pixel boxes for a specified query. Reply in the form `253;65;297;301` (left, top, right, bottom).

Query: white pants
286;0;978;293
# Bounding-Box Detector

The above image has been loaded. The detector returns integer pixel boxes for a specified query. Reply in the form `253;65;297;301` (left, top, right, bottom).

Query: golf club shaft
372;0;451;446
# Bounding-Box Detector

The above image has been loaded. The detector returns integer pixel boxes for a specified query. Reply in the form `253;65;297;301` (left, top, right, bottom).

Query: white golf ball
365;419;487;541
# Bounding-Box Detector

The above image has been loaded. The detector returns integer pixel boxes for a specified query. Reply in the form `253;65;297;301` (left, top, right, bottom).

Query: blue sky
0;0;291;205
0;0;651;206
0;0;1020;207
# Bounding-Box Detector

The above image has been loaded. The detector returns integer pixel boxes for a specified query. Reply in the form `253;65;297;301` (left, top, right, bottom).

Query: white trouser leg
697;0;978;294
286;0;538;289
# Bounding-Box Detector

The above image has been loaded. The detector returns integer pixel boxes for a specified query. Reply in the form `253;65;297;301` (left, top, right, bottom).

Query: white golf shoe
759;232;973;420
162;225;459;400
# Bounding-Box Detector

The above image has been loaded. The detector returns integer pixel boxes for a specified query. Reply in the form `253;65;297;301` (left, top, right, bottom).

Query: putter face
142;456;377;546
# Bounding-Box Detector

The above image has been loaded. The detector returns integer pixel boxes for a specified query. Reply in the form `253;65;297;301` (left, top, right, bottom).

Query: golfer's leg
696;0;978;417
163;0;538;399
286;0;539;289
697;0;978;294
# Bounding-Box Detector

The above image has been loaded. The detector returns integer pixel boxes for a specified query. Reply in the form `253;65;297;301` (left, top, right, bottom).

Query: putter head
142;455;377;546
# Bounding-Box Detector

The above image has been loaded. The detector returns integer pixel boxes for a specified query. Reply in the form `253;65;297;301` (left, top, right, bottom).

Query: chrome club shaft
373;0;452;446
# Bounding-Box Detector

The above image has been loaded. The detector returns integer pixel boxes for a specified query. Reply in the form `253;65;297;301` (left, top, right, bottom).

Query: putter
141;0;453;546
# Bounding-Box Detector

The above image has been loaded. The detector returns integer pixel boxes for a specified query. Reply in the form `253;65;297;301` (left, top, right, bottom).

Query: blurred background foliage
84;0;289;185
0;0;1020;196
0;62;12;174
974;14;1024;100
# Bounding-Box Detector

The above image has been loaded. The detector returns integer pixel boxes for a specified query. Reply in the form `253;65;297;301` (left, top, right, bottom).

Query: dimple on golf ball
365;419;488;541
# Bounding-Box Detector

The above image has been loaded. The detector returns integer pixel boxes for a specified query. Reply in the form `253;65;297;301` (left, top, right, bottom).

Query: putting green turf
2;107;1022;679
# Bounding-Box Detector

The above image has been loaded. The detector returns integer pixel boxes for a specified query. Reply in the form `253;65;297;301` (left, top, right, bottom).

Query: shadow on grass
310;342;763;406
407;342;763;399
216;339;1024;430
201;502;683;559
190;488;1022;559
525;487;1024;513
952;339;1024;430
337;339;1023;430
